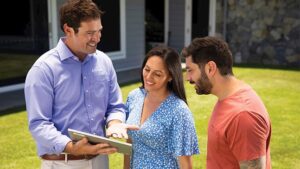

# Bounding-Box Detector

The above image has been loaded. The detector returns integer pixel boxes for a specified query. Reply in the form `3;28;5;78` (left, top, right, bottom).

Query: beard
191;69;212;95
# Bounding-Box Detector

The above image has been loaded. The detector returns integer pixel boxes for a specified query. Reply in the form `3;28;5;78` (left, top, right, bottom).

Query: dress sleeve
125;89;138;122
168;105;200;156
226;111;269;161
125;92;132;120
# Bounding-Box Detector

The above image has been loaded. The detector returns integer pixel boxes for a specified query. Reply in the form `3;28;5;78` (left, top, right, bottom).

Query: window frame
104;0;126;60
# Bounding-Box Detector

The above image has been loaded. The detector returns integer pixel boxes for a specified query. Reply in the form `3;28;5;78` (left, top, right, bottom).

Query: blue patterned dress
125;88;200;169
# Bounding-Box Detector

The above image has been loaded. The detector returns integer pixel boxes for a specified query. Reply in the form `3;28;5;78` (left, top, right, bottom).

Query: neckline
138;89;172;127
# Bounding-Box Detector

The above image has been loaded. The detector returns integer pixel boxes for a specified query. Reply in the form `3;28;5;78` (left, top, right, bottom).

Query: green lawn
0;67;299;169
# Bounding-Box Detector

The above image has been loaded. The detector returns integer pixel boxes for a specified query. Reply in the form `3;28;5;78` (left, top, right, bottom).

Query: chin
144;86;156;93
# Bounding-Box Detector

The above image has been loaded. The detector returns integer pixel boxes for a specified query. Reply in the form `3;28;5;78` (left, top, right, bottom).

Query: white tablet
68;128;132;155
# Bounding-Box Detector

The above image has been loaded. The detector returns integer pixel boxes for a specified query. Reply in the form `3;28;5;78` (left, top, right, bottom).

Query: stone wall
216;0;300;67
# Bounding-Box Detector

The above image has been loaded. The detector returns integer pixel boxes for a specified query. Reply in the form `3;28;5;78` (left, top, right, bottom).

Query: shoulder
170;95;189;110
128;88;144;99
166;94;192;117
25;49;59;86
125;88;144;108
33;49;59;67
94;50;112;64
27;49;59;77
230;111;270;135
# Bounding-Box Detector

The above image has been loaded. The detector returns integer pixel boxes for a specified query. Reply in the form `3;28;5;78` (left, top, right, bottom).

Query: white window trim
184;0;192;46
0;83;24;94
107;0;126;60
184;0;216;43
164;0;169;45
48;0;58;49
209;0;216;36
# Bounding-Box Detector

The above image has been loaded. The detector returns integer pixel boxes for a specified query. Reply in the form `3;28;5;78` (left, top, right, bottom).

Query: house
0;0;299;112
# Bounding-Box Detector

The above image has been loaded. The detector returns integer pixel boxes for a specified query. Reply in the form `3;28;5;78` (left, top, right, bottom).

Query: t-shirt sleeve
168;106;200;156
226;111;269;161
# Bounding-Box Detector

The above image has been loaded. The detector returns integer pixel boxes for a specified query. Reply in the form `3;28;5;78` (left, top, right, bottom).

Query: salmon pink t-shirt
207;85;271;169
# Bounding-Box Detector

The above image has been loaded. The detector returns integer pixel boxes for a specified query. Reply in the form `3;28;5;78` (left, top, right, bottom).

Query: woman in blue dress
124;46;199;169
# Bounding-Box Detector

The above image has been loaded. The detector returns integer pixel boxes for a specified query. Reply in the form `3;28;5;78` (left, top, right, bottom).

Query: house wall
216;0;300;66
114;0;145;84
169;0;186;52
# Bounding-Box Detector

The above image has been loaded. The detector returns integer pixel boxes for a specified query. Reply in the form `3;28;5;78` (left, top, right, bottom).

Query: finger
119;129;131;139
111;133;119;138
97;147;118;155
81;137;89;143
86;143;111;155
119;130;128;139
96;143;117;154
97;142;111;148
115;132;123;139
125;124;140;130
106;132;113;137
110;132;124;139
75;137;89;147
106;130;113;137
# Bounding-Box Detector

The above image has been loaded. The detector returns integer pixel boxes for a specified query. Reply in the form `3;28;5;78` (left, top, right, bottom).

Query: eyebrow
145;65;164;73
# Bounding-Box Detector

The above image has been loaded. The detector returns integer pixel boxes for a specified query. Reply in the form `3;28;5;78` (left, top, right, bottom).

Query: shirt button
85;90;89;93
83;76;87;80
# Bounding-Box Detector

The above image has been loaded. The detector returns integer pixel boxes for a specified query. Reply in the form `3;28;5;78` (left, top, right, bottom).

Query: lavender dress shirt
24;38;125;156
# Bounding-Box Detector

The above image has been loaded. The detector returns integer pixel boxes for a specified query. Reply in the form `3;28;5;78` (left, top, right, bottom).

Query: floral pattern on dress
125;88;200;169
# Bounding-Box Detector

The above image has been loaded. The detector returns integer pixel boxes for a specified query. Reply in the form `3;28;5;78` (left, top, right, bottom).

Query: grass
0;67;299;168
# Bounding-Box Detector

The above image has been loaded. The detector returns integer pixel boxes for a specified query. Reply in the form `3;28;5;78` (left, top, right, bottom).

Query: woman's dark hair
59;0;103;33
141;46;187;104
183;36;234;76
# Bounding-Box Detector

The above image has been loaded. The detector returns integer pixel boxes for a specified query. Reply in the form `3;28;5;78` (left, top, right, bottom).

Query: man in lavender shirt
24;0;138;168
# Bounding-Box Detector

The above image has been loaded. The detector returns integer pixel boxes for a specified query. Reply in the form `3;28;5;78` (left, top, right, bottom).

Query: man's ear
205;61;217;76
63;23;73;35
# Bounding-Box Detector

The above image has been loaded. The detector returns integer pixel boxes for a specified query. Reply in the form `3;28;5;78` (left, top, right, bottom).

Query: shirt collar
55;37;94;62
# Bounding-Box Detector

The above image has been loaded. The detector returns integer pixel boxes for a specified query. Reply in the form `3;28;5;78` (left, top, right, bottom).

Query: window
94;0;126;59
0;0;48;86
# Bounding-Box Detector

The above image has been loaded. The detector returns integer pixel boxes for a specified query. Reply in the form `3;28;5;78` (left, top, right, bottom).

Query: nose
185;73;194;84
92;31;101;42
146;72;153;79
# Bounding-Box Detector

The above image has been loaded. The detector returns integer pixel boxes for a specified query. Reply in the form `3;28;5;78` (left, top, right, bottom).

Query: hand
65;138;117;155
106;122;139;139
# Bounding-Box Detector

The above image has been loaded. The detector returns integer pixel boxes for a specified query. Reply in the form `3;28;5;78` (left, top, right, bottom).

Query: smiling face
64;19;102;60
185;56;212;95
142;56;171;93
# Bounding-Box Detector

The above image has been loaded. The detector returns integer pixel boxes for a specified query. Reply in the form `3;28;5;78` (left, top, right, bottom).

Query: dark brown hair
141;46;187;104
183;36;234;76
59;0;103;33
